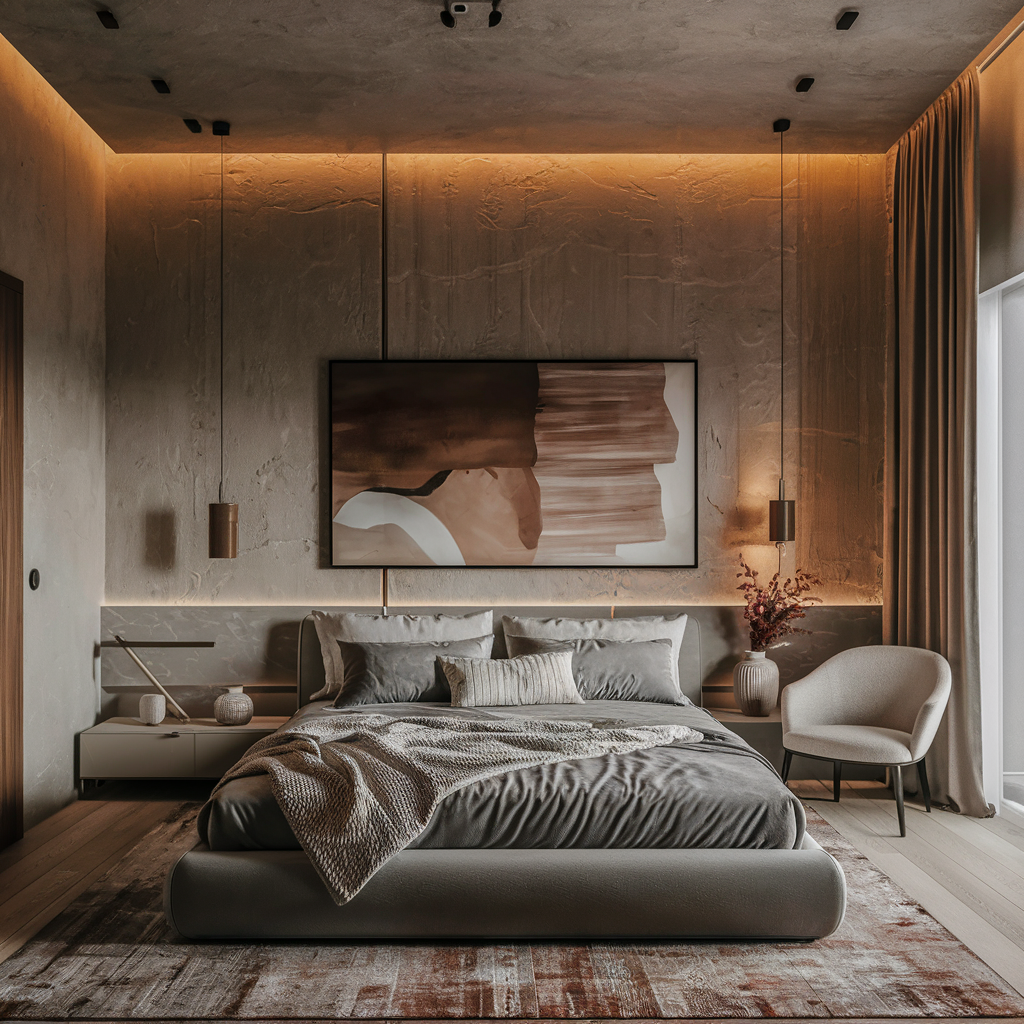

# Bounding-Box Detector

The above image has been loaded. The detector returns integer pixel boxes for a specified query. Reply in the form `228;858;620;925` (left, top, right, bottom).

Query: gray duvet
199;700;805;853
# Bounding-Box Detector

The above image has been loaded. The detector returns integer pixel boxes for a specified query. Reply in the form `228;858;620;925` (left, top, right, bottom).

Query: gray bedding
199;700;805;853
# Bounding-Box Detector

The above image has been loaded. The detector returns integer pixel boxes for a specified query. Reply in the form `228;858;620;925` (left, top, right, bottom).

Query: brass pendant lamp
769;117;795;560
209;122;238;558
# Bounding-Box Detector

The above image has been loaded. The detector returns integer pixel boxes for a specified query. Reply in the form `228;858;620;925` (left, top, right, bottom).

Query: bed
164;607;847;940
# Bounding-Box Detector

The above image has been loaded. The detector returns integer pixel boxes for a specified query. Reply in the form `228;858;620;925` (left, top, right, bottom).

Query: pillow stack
310;609;494;705
501;613;691;705
308;608;691;708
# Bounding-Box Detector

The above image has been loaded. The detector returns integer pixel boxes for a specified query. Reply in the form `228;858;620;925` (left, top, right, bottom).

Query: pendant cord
381;153;389;613
779;127;785;492
219;136;225;504
381;152;388;362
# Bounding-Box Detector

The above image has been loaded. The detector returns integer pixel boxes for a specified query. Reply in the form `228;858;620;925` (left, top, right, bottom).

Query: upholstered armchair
781;646;952;836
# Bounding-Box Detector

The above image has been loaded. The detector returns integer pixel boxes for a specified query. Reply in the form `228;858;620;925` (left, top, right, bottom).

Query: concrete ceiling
0;0;1020;154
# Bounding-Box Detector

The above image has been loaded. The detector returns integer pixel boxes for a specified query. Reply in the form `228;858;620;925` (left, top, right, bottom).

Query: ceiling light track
440;0;502;29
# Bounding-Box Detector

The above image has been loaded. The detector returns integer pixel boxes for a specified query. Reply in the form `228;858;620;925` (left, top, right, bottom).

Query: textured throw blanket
214;713;703;904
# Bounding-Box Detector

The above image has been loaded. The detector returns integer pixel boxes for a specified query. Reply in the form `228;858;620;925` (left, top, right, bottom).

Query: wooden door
0;270;23;849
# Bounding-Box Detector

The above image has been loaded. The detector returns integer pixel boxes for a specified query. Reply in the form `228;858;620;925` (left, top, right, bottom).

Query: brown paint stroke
533;362;676;560
332;362;539;475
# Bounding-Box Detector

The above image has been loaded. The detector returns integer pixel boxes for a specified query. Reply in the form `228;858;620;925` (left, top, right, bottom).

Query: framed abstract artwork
330;360;697;568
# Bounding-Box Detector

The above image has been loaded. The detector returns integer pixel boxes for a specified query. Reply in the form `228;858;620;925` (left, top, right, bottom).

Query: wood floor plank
814;801;1024;997
0;798;103;875
0;799;154;906
0;800;172;949
979;812;1024;853
923;804;1024;873
0;824;168;965
836;797;1024;953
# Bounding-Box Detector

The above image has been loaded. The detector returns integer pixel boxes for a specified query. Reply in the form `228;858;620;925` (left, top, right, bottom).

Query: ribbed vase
214;686;254;726
732;651;779;717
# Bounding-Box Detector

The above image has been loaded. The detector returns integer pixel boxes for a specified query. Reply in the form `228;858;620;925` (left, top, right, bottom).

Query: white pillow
310;609;493;700
439;651;584;708
500;613;689;695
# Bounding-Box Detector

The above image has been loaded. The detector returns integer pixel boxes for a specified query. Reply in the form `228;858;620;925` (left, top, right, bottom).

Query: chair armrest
781;667;837;735
908;669;952;761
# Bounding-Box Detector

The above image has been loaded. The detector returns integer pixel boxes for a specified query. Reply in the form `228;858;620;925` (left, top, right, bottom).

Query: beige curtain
885;69;993;817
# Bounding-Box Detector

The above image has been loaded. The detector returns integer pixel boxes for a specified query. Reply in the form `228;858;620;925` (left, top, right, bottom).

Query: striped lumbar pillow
439;651;584;707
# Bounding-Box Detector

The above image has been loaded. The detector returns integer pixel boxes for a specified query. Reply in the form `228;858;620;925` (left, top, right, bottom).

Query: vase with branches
732;555;822;716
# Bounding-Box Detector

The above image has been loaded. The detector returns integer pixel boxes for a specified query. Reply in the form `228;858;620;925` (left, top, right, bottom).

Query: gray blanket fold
214;713;702;904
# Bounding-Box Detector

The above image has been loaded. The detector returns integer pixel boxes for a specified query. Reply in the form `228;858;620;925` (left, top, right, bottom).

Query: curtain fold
884;69;992;817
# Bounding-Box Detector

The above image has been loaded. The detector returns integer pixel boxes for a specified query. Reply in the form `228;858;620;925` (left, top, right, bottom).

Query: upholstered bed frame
164;607;847;940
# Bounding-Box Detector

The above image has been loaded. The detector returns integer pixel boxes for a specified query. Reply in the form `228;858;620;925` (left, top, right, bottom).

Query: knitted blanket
214;712;703;904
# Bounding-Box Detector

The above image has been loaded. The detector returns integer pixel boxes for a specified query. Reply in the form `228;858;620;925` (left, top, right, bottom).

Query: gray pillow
505;634;687;705
332;634;494;707
310;609;494;700
501;613;688;693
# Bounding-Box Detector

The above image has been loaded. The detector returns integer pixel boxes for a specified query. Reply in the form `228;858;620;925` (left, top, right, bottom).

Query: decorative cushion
501;613;689;695
331;635;495;707
504;635;686;704
310;609;493;700
784;724;915;765
439;651;584;708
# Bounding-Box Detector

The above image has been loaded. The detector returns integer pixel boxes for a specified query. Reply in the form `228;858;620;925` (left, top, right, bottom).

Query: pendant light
769;117;795;562
209;122;238;558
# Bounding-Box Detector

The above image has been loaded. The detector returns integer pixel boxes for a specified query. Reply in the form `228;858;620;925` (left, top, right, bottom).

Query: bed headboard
298;606;703;707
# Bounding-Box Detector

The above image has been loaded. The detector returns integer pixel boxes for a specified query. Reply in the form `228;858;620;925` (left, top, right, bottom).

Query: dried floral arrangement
737;555;822;652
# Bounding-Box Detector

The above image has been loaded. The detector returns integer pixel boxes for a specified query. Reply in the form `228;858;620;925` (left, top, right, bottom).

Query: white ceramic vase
139;693;166;726
214;686;254;726
732;651;779;717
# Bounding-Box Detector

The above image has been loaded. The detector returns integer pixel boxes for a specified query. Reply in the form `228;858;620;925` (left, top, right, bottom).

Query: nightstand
78;716;288;791
711;708;784;769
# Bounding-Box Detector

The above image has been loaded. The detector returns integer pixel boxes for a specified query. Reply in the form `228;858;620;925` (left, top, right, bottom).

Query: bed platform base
165;835;846;941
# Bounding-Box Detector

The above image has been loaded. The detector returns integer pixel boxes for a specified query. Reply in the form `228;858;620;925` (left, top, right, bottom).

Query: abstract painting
330;360;696;567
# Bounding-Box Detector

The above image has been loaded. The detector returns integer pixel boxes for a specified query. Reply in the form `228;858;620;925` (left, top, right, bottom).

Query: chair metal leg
918;757;932;813
833;761;842;802
893;764;906;836
782;749;793;783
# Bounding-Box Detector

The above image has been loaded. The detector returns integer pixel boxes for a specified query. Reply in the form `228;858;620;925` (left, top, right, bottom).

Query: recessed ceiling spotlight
836;10;859;30
796;77;814;93
489;0;502;27
96;10;119;29
212;120;230;136
440;1;457;26
151;79;170;94
183;118;202;133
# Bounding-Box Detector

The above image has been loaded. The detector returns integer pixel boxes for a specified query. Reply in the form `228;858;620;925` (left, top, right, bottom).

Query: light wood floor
0;777;1022;1017
790;776;1024;999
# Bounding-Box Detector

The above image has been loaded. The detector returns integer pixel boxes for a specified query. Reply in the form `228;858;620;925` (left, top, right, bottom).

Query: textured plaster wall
105;154;383;605
105;152;886;608
0;32;107;827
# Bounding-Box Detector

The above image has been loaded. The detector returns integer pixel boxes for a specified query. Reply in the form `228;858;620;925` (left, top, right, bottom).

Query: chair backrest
807;645;951;733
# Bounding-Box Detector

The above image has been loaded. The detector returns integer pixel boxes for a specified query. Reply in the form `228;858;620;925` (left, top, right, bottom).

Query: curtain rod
979;17;1024;72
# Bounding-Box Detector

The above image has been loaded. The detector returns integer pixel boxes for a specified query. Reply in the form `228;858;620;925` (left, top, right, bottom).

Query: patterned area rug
0;802;1022;1020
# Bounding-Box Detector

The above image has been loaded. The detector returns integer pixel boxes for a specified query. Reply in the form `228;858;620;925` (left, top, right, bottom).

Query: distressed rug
0;802;1022;1021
